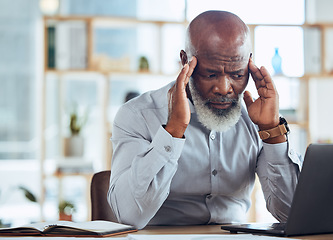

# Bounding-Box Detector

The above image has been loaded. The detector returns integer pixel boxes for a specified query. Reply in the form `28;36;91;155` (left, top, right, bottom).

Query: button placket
208;130;218;201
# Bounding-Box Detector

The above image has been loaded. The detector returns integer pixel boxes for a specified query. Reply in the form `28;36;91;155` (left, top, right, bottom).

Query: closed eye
232;74;244;79
197;72;218;79
230;69;246;79
208;73;217;78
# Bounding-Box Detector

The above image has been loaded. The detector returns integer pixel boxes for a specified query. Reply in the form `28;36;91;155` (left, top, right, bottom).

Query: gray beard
189;79;243;132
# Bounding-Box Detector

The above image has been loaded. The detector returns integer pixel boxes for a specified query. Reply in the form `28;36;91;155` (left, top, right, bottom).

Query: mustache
205;96;239;104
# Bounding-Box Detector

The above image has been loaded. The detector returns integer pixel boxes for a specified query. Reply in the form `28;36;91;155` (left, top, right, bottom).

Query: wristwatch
258;117;290;140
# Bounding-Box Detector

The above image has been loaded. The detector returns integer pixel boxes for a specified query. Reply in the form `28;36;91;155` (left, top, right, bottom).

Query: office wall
309;79;333;143
306;0;333;143
306;0;333;23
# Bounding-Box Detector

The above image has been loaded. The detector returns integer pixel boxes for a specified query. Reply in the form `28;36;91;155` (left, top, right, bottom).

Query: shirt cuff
151;125;186;162
262;141;302;169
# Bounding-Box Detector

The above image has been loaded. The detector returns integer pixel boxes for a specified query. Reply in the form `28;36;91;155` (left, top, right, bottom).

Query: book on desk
0;220;136;237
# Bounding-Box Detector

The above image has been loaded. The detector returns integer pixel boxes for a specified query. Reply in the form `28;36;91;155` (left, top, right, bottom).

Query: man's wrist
257;119;280;131
258;117;289;144
164;123;187;139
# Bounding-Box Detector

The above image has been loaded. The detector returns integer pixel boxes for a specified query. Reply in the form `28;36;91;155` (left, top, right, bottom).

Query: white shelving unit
39;11;333;221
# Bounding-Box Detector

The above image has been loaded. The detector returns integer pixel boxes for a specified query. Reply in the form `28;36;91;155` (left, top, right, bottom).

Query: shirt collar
188;98;196;114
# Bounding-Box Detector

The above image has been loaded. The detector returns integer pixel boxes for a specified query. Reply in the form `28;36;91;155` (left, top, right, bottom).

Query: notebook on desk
221;143;333;237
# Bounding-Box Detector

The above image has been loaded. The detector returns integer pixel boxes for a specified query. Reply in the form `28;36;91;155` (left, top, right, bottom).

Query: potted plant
58;200;75;221
63;103;88;157
138;56;149;72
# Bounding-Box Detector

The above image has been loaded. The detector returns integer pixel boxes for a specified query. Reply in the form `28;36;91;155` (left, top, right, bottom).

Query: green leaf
18;186;37;203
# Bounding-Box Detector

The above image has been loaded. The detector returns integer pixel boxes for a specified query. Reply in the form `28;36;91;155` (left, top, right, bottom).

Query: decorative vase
63;135;84;157
271;47;282;75
59;212;72;221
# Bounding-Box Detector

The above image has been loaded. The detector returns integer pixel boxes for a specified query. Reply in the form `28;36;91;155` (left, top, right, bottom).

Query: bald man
108;11;302;229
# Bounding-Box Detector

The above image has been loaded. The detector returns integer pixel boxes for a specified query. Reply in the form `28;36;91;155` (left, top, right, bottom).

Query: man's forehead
195;53;249;70
192;31;251;64
196;53;248;62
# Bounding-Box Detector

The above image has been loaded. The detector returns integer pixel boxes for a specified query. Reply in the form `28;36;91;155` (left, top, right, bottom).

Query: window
0;1;41;226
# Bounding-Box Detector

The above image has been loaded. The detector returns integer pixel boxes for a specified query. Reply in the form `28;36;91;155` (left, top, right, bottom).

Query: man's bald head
185;11;251;59
180;11;252;132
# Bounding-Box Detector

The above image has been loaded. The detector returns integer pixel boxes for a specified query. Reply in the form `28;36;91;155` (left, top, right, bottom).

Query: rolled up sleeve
256;140;303;222
108;107;185;229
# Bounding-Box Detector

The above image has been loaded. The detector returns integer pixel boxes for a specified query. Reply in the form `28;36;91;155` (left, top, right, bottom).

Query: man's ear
180;50;188;66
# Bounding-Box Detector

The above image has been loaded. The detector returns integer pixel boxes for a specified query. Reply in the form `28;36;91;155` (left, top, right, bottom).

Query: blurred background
0;0;332;227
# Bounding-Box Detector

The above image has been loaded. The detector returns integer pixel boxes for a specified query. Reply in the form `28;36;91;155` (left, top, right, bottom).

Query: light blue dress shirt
108;81;303;229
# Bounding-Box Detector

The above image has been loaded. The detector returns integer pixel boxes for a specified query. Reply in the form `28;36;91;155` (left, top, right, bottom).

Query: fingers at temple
259;66;275;90
249;59;273;90
187;56;197;79
249;59;264;88
176;64;190;89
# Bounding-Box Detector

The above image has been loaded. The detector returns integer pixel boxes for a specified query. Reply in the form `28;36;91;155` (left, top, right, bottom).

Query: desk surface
0;225;332;239
119;225;333;239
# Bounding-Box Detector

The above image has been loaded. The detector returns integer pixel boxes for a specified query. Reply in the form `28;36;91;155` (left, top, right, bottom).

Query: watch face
280;117;290;133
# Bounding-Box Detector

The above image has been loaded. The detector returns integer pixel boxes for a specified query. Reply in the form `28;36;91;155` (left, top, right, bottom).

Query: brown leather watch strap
258;124;288;140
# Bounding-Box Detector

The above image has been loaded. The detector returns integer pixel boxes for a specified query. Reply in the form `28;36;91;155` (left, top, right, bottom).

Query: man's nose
211;76;233;96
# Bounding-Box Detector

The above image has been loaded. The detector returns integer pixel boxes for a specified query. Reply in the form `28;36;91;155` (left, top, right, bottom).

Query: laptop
221;143;333;237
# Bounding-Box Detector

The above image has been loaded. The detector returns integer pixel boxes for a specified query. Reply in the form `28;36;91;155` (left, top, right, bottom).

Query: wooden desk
0;225;332;239
118;225;333;239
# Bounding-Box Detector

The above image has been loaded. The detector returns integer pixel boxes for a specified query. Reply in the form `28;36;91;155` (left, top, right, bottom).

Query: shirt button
289;149;294;155
164;146;171;152
212;169;217;176
210;134;215;140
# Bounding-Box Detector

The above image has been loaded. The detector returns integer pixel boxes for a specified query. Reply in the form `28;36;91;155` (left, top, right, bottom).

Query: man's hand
165;57;197;138
244;58;286;143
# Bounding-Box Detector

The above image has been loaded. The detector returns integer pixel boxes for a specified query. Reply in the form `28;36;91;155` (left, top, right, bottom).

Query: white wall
309;79;333;143
306;0;333;144
306;0;333;23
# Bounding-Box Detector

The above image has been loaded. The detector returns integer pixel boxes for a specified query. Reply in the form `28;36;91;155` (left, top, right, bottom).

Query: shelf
44;15;188;26
289;121;308;128
248;23;333;28
45;69;179;77
45;16;333;28
267;74;333;79
302;73;333;78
